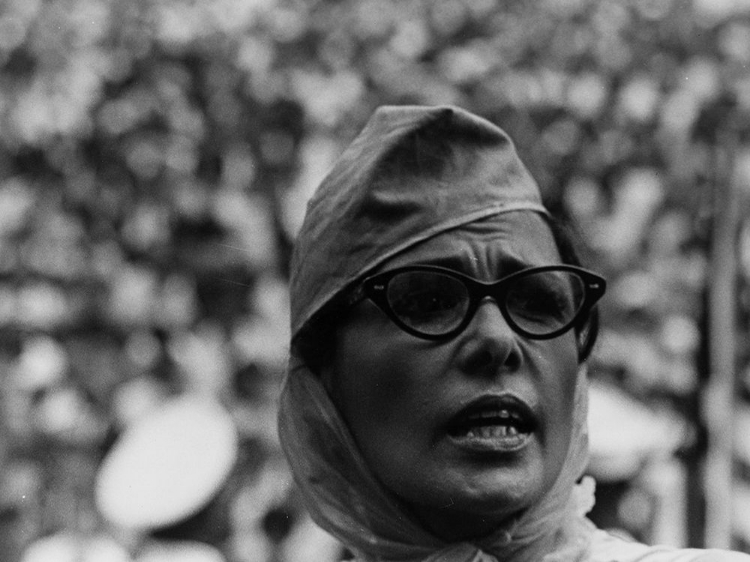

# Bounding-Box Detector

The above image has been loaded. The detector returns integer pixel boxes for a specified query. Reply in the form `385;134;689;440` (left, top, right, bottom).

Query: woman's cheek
530;335;579;458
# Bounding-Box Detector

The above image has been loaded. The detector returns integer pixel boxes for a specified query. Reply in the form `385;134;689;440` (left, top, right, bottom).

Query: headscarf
278;105;597;562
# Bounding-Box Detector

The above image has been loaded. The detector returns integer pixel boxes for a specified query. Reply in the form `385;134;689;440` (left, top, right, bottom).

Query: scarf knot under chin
277;358;597;562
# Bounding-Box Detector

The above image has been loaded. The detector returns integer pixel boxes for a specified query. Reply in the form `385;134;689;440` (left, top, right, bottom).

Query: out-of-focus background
1;0;749;560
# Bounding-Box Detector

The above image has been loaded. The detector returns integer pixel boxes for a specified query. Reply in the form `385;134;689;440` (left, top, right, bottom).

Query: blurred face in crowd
323;212;581;541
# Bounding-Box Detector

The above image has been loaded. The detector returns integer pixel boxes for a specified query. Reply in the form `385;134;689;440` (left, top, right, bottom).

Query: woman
277;105;748;561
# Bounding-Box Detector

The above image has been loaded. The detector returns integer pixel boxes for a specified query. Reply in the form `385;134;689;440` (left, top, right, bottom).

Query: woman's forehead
380;211;560;274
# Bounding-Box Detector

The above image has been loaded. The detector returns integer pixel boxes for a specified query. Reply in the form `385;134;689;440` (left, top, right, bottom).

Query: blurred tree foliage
1;0;750;560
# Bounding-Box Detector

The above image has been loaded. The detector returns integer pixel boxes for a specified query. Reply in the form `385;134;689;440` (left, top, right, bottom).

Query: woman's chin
379;445;551;541
404;484;542;542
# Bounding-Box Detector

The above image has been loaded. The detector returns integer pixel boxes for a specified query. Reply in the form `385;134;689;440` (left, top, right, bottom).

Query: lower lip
447;427;533;454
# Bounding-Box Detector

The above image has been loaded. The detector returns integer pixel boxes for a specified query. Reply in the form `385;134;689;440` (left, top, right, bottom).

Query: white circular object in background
96;394;238;530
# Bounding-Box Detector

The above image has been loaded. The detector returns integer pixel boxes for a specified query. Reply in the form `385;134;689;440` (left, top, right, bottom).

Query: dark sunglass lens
386;271;469;335
505;270;585;335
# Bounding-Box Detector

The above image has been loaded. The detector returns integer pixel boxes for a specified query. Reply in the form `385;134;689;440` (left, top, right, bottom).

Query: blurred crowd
1;0;749;560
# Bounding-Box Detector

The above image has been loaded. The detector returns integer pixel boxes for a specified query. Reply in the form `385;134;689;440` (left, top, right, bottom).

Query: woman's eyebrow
411;255;466;269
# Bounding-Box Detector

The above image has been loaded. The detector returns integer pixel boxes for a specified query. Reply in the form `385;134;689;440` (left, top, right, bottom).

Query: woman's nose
457;298;522;376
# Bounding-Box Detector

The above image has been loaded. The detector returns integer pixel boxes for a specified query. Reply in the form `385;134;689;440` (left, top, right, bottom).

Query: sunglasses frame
348;264;606;341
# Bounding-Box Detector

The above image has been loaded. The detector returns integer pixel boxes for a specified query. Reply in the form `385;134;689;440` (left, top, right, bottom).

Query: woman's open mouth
446;395;537;452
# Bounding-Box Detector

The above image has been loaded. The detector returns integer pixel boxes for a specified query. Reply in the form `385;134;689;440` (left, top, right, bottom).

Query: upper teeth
467;409;518;422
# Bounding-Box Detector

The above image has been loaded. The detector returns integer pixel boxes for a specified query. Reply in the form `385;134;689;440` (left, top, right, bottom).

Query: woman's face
324;212;581;541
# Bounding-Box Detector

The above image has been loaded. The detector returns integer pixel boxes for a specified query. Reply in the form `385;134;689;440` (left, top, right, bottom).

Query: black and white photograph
0;1;749;561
